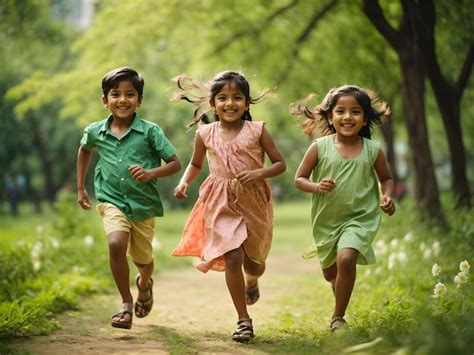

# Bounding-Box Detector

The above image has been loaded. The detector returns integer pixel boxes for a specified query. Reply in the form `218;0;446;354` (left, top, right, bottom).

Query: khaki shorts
97;202;155;264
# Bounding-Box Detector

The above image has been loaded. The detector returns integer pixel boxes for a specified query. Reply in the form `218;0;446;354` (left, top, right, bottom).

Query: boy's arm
129;154;182;182
77;147;93;210
373;148;396;215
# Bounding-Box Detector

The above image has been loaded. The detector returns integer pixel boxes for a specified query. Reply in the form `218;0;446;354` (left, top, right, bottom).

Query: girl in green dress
293;85;396;331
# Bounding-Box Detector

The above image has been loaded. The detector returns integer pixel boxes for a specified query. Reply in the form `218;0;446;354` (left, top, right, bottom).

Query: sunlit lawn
0;196;473;353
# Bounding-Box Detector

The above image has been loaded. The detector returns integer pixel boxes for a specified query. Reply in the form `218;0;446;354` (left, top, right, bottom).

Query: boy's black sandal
111;309;133;329
135;274;154;318
330;316;347;331
232;317;254;343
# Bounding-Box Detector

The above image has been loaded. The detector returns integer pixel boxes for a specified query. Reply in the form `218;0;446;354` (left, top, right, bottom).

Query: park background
0;0;473;353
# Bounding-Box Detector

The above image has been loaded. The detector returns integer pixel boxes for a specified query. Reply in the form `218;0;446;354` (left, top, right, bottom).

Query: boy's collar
99;112;145;134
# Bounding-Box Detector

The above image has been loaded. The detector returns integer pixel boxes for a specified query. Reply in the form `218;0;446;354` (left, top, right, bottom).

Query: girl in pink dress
172;71;286;342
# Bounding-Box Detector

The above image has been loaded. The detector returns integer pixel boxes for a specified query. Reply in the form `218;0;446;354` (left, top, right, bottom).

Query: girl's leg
108;231;133;323
224;247;249;319
333;248;358;318
243;253;265;305
322;262;338;295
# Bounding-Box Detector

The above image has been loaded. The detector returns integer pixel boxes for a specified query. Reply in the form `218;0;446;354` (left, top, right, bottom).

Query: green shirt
80;113;176;221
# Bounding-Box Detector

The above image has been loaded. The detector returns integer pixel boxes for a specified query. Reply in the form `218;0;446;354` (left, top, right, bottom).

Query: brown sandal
330;316;347;332
245;284;260;305
134;274;154;318
111;308;133;329
232;318;254;343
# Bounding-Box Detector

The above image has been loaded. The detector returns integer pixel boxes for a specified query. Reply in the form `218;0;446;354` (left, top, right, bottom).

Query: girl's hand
77;188;92;210
317;178;336;193
236;170;263;184
380;195;396;215
129;164;152;182
174;182;189;199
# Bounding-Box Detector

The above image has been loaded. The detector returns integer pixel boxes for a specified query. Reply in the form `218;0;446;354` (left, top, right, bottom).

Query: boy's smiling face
103;80;142;122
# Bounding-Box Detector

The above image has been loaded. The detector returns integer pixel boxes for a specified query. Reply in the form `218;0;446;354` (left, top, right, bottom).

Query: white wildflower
454;272;468;288
420;242;426;252
32;260;41;272
36;224;44;235
397;251;407;262
423;248;432;260
459;260;470;275
51;238;60;249
388;253;397;270
375;240;388;255
84;235;94;247
152;238;162;251
30;241;43;259
390;239;399;248
432;241;441;257
433;282;447;298
403;232;413;242
431;263;441;277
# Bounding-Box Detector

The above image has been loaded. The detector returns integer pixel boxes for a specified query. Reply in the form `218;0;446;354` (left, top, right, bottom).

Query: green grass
1;196;473;353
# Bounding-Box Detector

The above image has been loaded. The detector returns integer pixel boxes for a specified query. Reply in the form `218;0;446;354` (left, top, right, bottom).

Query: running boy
76;67;181;329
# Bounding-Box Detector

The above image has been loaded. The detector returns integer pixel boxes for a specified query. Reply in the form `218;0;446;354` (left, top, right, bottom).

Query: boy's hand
316;178;336;193
380;195;396;215
77;189;92;210
129;164;152;182
174;182;189;199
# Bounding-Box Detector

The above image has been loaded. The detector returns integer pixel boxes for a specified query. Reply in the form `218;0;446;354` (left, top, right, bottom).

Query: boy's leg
133;259;154;311
108;231;133;324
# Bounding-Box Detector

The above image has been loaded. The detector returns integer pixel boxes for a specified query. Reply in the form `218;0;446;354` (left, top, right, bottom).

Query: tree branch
362;0;401;50
277;0;338;85
213;0;300;54
456;42;474;96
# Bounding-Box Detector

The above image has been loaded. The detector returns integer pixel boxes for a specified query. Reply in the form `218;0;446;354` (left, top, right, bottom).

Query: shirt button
124;194;128;198
118;159;123;162
120;178;124;181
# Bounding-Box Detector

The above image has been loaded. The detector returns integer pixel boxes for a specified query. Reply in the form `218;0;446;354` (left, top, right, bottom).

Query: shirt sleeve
80;124;95;150
149;124;177;161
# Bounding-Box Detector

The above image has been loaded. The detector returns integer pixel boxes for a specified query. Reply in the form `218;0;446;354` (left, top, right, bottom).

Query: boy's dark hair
291;85;391;139
171;70;274;129
102;67;144;98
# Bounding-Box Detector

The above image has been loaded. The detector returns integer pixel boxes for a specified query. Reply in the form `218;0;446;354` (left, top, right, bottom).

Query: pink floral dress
172;121;273;272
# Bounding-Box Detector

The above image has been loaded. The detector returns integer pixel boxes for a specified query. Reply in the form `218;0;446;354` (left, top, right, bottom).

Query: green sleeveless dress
305;135;381;269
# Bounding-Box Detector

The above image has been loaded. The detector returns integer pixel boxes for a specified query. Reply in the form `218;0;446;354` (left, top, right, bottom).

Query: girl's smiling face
328;95;366;137
103;80;142;121
210;83;249;125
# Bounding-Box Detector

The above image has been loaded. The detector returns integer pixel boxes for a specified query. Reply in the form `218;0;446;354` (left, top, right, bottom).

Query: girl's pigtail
171;74;212;129
290;93;332;138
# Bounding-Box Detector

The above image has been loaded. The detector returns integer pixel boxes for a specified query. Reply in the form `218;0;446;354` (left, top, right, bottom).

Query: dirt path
10;253;318;354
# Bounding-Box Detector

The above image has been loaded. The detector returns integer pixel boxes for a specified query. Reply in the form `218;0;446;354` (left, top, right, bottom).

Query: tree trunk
30;117;56;203
414;0;472;208
363;0;445;221
398;45;444;221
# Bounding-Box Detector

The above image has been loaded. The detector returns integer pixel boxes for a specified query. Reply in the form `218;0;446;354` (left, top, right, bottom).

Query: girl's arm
236;125;286;184
294;142;336;193
373;148;396;215
77;147;93;209
174;132;207;199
